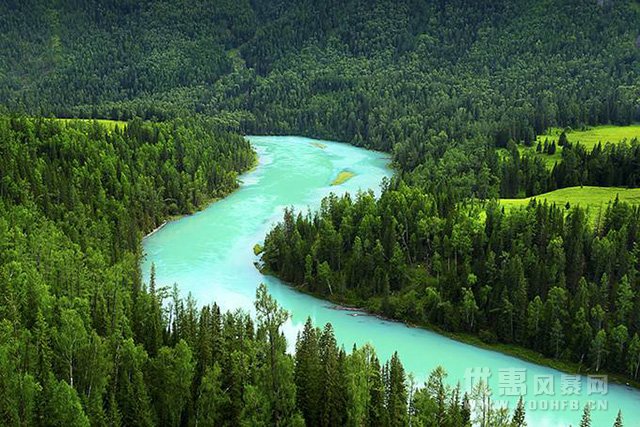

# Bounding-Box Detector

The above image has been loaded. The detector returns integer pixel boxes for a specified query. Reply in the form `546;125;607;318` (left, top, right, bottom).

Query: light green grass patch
500;186;640;220
53;118;128;131
331;170;355;186
512;124;640;170
536;124;640;150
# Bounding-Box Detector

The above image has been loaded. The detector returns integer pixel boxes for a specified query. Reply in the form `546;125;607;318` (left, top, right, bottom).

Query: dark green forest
4;0;639;203
2;0;640;425
2;0;639;151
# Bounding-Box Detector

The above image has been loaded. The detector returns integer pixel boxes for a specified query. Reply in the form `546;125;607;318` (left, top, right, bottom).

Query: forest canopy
1;0;639;152
1;0;640;425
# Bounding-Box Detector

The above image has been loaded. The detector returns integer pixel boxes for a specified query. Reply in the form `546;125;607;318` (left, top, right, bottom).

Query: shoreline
337;299;640;390
144;220;168;239
259;267;640;391
143;149;260;240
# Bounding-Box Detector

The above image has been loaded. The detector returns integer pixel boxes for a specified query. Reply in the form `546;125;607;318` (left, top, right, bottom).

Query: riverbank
258;266;640;390
143;150;260;240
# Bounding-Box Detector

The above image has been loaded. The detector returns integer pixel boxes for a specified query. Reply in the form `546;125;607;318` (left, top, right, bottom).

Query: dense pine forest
2;0;640;425
2;0;639;148
263;185;640;380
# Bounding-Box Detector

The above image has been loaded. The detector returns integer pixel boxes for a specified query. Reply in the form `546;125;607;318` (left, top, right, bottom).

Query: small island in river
331;170;356;185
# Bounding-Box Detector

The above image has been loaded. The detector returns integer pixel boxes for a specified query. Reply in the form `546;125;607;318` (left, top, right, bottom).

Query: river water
142;136;640;426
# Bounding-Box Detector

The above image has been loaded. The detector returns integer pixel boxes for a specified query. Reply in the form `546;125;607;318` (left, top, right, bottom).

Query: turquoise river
142;136;640;426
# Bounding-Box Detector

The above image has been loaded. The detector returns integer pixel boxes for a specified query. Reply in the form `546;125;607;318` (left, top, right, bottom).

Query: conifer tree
558;131;568;147
511;396;526;427
319;323;346;427
580;404;591;427
195;364;230;426
613;410;623;427
367;355;387;427
295;318;322;426
387;352;407;427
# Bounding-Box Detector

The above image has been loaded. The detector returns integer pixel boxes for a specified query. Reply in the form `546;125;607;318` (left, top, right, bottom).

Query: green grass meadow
515;124;640;169
52;118;128;131
500;186;640;220
537;124;640;150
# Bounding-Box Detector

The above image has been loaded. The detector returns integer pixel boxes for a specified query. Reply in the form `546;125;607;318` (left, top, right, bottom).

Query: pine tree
44;377;90;427
511;396;526;426
319;323;346;427
367;355;387;427
142;263;164;356
254;283;296;425
387;352;407;427
558;131;568;147
550;319;565;358
195;364;230;426
461;392;471;425
345;344;375;426
114;339;154;427
579;404;591;427
426;365;448;425
295;318;322;426
148;340;195;426
613;410;623;427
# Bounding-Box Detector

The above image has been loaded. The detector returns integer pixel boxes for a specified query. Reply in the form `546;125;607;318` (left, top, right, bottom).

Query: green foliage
263;182;640;382
3;114;538;425
195;364;230;426
1;1;640;424
0;116;252;425
44;377;90;427
2;0;639;161
499;137;640;198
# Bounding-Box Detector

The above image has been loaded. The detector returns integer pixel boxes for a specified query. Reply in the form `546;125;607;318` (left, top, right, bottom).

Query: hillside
1;0;639;156
2;2;640;425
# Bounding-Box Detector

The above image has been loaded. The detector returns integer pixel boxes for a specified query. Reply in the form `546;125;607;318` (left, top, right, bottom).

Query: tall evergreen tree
511;396;527;427
386;352;407;427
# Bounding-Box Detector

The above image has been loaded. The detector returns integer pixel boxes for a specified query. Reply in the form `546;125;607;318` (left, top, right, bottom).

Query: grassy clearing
331;170;355;186
537;124;640;150
52;118;128;131
500;186;640;220
512;124;640;169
